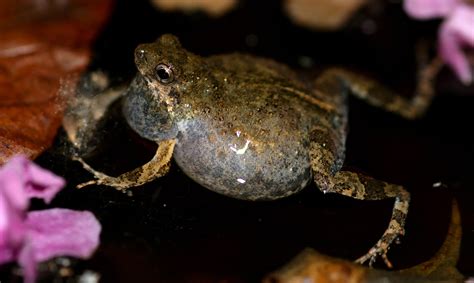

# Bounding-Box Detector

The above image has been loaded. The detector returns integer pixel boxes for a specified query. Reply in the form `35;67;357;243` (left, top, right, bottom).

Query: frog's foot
73;157;125;190
73;139;176;191
354;223;405;268
352;184;409;268
355;241;393;268
310;149;410;269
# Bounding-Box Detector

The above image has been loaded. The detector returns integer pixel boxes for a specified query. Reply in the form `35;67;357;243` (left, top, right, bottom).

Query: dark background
4;0;474;282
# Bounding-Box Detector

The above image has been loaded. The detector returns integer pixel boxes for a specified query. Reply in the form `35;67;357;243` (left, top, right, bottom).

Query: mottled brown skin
75;34;438;267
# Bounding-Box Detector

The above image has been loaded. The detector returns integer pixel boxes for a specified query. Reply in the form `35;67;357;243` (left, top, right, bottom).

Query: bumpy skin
76;34;438;266
123;36;348;201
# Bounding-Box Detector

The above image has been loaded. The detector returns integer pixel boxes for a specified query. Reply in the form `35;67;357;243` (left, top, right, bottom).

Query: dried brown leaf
284;0;367;31
0;0;113;164
150;0;236;17
264;200;464;283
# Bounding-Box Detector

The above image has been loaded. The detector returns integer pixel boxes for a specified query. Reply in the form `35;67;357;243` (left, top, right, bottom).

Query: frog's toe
355;241;393;268
73;157;107;177
73;157;118;189
355;203;406;268
74;157;116;184
77;174;127;189
76;179;98;189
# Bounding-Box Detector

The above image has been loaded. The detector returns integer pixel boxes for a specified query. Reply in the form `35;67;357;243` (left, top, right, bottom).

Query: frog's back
206;53;305;89
173;54;343;200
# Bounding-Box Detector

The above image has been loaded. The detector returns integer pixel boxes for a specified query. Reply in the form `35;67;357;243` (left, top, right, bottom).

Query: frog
73;34;440;267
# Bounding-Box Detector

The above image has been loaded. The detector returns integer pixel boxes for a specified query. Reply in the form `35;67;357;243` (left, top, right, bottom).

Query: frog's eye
155;64;174;84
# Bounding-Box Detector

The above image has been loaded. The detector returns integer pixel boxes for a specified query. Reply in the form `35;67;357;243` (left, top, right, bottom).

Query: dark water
3;0;474;282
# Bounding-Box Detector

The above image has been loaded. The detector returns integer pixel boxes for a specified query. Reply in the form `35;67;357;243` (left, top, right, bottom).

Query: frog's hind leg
309;137;410;268
317;171;410;268
316;56;442;119
334;172;410;268
74;139;176;190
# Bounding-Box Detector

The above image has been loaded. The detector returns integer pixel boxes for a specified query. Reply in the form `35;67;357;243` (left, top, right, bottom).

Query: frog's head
133;34;208;111
124;34;208;142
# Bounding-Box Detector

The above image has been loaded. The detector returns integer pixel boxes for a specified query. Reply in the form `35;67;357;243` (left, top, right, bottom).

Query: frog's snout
135;47;146;61
134;45;149;71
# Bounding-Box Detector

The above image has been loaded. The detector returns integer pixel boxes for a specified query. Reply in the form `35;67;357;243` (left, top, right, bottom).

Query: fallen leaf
264;200;464;283
0;0;113;164
150;0;237;17
284;0;367;30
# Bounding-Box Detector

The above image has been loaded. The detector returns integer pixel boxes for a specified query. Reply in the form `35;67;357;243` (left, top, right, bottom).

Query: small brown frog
73;34;439;267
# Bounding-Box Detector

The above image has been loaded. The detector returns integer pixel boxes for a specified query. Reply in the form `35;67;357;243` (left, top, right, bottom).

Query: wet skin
74;34;438;267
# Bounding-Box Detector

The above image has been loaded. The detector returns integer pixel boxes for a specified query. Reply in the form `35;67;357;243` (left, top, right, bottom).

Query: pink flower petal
25;208;101;262
0;156;30;211
0;156;29;254
0;195;26;250
17;240;36;283
0;244;15;265
439;4;474;84
404;0;459;19
0;155;65;205
0;157;100;283
23;157;66;204
0;155;65;251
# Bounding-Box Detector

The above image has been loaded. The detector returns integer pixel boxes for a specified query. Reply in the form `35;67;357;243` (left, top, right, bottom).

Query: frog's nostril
136;49;146;60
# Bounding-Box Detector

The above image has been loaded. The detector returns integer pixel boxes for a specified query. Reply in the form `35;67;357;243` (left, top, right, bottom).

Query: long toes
355;252;372;265
73;157;110;179
355;246;392;268
76;180;98;189
381;253;393;269
73;157;95;172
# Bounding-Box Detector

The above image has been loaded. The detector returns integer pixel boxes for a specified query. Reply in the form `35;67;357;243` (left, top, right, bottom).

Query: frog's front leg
309;136;410;268
74;139;176;190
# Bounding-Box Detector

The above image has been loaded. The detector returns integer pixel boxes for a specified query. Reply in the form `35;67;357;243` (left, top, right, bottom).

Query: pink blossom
0;155;101;283
0;155;65;263
404;0;460;18
404;0;474;84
